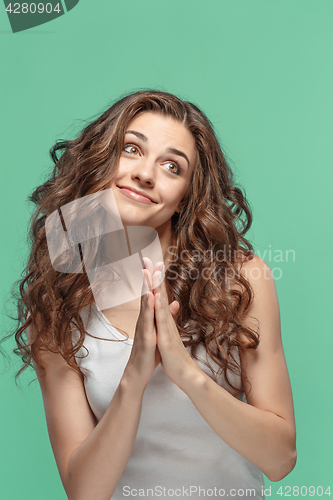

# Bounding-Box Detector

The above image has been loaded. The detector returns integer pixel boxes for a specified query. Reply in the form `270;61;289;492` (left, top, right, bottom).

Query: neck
120;219;175;267
101;218;176;271
155;221;176;267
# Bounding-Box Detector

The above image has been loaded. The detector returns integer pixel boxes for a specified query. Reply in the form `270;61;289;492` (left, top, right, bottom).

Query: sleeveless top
72;303;266;500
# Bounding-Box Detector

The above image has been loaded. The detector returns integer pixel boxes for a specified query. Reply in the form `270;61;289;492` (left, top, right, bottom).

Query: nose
130;157;156;187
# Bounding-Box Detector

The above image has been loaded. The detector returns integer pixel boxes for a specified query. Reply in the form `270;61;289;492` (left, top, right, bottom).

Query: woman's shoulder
229;251;277;344
238;252;281;342
233;249;272;281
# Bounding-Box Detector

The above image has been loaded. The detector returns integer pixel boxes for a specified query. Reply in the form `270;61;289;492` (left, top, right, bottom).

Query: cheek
113;159;127;177
159;185;182;207
162;194;185;216
174;181;190;203
114;153;135;172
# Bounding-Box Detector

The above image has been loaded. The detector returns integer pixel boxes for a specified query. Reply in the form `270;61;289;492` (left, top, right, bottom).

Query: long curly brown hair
4;89;259;396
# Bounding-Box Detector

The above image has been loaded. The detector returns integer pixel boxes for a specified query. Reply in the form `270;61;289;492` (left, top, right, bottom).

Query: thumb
169;300;180;318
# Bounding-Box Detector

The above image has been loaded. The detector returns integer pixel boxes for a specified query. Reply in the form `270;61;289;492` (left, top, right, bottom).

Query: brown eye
123;144;140;155
165;161;181;176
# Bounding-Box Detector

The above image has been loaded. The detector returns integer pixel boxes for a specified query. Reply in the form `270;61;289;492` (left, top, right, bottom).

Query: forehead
125;111;197;165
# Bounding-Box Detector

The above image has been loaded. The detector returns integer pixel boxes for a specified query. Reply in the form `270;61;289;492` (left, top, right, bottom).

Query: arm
30;344;146;500
179;255;296;481
153;255;297;482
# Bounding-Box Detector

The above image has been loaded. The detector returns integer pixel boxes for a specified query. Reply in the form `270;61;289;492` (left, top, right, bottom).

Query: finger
143;258;155;294
169;300;180;318
152;269;168;309
154;287;167;331
153;260;164;275
140;269;151;314
143;257;154;275
142;290;156;336
140;270;156;332
137;270;147;332
143;268;153;291
152;270;165;295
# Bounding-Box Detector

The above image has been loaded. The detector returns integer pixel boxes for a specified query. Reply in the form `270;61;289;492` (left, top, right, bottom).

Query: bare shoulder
228;252;282;358
237;253;281;347
231;251;277;311
230;251;278;323
238;252;275;284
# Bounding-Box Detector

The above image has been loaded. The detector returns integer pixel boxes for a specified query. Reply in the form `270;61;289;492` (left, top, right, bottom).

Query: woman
13;90;296;500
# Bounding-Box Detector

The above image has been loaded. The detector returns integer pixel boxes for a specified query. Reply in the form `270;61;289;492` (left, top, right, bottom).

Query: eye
164;160;182;176
123;143;140;155
122;143;182;176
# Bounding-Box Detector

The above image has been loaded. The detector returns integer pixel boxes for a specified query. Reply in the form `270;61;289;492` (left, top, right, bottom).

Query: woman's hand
145;258;201;388
123;265;161;390
124;258;181;390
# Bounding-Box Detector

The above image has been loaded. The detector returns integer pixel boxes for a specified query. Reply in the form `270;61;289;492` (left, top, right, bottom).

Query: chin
118;211;155;228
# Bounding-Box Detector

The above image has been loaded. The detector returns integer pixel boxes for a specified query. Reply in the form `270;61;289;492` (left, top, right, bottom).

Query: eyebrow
125;130;190;168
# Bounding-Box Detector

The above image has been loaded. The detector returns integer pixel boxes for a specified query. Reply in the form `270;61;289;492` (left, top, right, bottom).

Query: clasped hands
139;257;200;389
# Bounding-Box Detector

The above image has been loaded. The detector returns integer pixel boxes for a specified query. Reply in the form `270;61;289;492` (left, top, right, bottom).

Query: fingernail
157;293;161;301
146;291;149;300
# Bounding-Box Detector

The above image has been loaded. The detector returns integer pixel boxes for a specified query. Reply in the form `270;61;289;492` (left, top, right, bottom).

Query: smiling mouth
117;186;156;204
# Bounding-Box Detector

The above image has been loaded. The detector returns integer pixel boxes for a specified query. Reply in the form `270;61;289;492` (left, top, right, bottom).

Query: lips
117;185;156;204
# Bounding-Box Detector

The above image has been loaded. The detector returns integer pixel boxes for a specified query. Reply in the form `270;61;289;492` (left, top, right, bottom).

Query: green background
1;1;332;498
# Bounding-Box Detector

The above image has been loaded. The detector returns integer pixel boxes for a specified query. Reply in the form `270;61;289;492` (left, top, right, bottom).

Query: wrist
120;368;147;397
176;361;208;395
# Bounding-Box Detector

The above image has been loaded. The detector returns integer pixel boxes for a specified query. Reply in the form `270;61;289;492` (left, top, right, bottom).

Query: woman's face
107;111;197;232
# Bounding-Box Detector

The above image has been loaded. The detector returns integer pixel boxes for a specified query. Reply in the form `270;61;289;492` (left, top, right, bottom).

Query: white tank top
72;303;265;500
